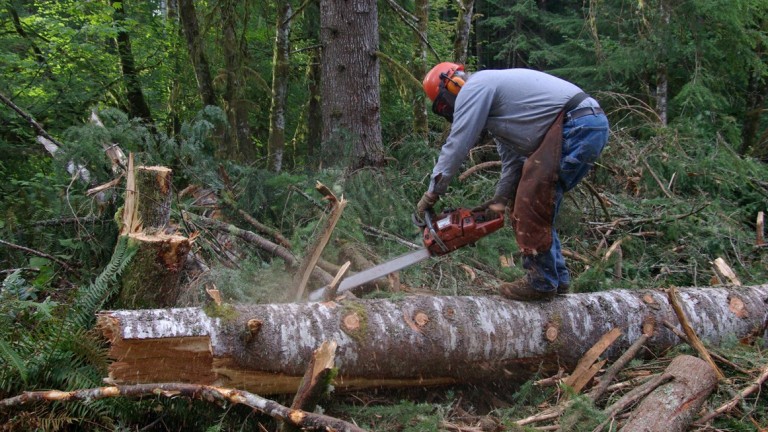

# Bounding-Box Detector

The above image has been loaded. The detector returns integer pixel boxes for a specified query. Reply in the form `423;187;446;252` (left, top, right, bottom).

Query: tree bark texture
452;0;474;64
620;355;718;432
320;0;384;170
111;0;153;123
412;0;429;134
178;0;217;107
135;166;173;233
268;0;292;173
98;285;768;395
219;0;254;161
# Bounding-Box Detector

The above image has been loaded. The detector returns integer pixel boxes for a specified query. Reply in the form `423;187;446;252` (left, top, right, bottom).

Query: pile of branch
511;287;768;431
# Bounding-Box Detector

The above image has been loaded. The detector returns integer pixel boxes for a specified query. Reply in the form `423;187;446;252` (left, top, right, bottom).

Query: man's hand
415;191;439;222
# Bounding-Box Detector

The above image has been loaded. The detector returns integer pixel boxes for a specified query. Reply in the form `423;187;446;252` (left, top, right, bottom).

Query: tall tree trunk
655;0;669;126
98;285;768;395
412;0;429;135
178;0;217;107
268;1;292;172
452;0;474;64
111;0;153;123
7;4;48;67
220;0;254;161
320;0;384;170
741;20;766;157
307;53;322;167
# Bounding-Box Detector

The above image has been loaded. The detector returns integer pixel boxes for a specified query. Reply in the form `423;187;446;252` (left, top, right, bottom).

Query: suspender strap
563;91;589;113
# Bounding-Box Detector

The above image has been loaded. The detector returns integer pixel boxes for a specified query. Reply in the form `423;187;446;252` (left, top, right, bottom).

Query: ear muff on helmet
441;71;465;96
423;62;465;101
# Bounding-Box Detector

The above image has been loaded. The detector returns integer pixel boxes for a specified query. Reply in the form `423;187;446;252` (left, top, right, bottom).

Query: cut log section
620;355;718;432
98;285;768;395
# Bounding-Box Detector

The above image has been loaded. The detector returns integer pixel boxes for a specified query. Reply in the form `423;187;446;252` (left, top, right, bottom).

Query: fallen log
619;355;718;432
97;285;768;395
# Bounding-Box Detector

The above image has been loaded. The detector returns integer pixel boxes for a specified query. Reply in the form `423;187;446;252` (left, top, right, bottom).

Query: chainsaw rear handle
422;208;505;256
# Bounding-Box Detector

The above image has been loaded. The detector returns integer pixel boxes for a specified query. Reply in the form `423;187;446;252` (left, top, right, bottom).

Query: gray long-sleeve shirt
428;69;586;197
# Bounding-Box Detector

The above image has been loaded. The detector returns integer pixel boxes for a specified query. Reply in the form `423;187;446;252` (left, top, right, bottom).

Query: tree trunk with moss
118;162;190;309
98;285;768;395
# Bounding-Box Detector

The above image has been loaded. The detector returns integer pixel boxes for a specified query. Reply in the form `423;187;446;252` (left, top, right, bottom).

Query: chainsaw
307;207;505;301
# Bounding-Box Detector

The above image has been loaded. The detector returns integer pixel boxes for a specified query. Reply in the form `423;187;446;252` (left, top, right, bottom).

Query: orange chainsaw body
422;208;505;256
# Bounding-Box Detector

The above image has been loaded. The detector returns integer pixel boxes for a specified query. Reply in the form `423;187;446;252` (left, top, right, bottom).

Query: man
416;62;609;301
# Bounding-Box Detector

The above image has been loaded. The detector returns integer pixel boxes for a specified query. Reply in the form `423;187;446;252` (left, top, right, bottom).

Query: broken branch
0;383;364;432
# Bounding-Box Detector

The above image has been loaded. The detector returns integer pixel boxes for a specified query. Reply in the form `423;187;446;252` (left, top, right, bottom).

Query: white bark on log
98;285;768;395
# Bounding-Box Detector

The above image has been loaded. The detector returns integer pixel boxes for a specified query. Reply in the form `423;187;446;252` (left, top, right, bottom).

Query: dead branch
641;159;673;198
238;209;292;249
587;320;653;402
534;369;567;388
667;287;725;380
289;341;338;413
0;238;74;272
757;211;765;247
324;262;351;301
458;161;501;182
711;257;742;286
0;90;63;148
294;182;347;300
596;372;675;430
661;320;750;374
182;210;333;285
694;363;768;426
581;180;611;220
564;328;622;394
0;383;364;432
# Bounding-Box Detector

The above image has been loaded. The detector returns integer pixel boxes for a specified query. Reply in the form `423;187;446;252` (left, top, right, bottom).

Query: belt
565;106;604;121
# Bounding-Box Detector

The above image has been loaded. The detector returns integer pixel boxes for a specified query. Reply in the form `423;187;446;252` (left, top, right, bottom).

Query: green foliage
0;236;136;429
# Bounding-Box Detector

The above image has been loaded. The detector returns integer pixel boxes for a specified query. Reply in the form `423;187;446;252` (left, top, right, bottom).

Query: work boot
557;284;570;294
499;278;556;302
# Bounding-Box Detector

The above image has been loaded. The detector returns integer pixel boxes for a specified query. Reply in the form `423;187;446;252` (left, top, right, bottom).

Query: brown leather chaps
511;110;564;255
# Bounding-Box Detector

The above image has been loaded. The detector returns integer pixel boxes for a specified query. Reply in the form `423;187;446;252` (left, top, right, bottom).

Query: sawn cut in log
97;285;768;395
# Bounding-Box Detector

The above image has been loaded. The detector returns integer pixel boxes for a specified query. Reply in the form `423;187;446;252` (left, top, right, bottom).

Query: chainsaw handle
411;212;427;228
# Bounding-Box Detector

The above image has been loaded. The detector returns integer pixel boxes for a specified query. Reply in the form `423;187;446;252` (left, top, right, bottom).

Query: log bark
620;355;718;432
98;285;768;395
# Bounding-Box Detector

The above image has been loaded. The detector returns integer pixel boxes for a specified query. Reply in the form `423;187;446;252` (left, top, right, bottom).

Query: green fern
0;339;28;385
0;235;136;428
68;235;137;329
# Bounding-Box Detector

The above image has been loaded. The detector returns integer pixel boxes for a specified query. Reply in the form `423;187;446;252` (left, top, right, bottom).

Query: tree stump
135;166;173;233
117;158;189;308
118;233;191;308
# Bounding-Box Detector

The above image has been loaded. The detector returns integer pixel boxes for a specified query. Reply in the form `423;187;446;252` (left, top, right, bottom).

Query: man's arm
495;144;526;203
428;81;495;195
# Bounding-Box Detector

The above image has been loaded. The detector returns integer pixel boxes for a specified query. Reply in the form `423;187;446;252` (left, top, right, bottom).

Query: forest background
1;0;768;430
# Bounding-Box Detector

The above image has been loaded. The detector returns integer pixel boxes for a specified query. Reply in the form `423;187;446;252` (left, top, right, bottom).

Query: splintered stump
620;355;718;432
117;160;190;308
135;166;173;233
98;285;768;395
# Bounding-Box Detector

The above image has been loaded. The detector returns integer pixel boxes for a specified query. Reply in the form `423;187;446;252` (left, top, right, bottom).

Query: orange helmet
423;62;465;101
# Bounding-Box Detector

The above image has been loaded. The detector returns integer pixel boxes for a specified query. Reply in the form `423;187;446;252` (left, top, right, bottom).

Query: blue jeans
524;112;609;292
